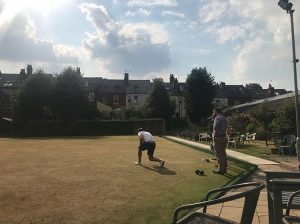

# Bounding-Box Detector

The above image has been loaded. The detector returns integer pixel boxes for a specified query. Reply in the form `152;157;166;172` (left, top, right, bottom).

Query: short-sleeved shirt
138;131;155;143
213;114;228;137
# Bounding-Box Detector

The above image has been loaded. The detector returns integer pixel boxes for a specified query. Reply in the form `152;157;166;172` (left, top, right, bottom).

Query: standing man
212;107;228;174
135;128;165;168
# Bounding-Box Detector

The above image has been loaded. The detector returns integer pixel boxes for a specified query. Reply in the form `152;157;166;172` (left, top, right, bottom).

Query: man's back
138;131;155;142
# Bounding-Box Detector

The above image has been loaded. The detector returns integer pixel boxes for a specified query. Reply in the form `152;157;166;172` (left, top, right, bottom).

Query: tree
249;101;275;132
245;83;263;90
271;99;296;135
15;69;53;122
144;78;175;119
50;67;90;120
184;67;216;123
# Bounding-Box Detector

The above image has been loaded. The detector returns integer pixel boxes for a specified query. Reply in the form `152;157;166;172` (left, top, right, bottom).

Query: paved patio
165;136;300;224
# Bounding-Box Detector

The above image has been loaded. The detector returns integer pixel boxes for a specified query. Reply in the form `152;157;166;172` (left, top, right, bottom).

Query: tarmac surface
165;136;300;224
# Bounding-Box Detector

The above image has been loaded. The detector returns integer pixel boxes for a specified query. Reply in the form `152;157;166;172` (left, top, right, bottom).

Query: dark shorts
138;142;156;157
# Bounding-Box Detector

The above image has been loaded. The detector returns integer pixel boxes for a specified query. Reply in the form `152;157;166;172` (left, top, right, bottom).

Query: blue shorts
138;142;156;157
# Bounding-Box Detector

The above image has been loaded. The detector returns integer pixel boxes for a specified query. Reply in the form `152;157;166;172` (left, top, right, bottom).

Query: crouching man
135;128;165;168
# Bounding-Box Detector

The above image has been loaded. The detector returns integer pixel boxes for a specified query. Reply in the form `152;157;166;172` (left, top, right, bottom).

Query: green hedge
13;119;165;137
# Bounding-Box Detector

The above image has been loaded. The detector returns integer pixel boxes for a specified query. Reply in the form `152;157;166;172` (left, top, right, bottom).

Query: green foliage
254;126;265;140
245;83;263;90
50;67;90;120
166;118;189;134
15;69;53;122
249;101;275;131
124;108;145;119
271;99;296;135
227;112;261;133
13;119;165;136
144;78;175;119
184;67;216;123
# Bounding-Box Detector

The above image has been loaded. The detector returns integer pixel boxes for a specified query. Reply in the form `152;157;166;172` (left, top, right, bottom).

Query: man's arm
138;133;144;142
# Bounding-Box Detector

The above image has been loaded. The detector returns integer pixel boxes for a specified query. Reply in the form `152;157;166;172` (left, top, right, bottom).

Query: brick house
0;65;32;117
84;73;186;118
213;82;288;108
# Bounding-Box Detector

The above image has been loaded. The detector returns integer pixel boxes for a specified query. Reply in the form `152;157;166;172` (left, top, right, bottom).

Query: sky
0;0;300;90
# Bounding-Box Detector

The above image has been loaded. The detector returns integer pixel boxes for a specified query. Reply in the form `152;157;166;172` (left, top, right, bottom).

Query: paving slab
165;136;278;165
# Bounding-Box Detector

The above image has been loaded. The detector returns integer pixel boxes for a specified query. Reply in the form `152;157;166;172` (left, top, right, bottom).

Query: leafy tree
271;99;296;135
144;78;175;119
227;112;262;133
249;101;275;132
15;69;53;122
184;67;216;123
245;83;263;90
50;67;90;120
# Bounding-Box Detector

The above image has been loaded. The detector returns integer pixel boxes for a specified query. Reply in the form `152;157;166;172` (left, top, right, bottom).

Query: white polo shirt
138;131;155;143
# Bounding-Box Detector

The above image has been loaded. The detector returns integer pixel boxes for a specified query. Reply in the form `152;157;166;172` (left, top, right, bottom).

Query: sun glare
3;0;65;15
0;0;67;27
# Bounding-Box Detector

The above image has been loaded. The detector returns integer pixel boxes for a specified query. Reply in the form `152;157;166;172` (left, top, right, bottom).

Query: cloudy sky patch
0;0;299;90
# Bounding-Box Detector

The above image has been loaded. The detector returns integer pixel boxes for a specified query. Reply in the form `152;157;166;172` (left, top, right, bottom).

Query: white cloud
230;37;264;82
119;23;169;44
199;1;229;23
80;3;171;75
0;5;78;64
162;10;185;18
192;48;211;55
125;8;151;17
206;23;252;44
127;0;177;8
79;3;117;33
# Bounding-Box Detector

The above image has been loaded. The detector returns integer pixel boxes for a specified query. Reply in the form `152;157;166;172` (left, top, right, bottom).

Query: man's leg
147;143;165;167
214;136;227;173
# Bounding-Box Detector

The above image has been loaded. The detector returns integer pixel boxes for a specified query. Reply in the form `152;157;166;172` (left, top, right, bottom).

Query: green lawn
0;136;254;224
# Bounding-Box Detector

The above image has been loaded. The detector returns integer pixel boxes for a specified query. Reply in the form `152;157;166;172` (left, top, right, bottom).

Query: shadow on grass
141;164;177;175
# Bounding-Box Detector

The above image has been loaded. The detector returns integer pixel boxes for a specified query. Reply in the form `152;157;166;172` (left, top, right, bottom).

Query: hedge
12;118;165;137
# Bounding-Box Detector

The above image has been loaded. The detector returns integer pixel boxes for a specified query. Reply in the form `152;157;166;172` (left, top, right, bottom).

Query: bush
12;119;165;137
255;127;265;140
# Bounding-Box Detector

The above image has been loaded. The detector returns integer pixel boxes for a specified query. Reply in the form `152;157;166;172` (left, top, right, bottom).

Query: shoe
160;160;165;168
135;161;141;165
213;170;226;175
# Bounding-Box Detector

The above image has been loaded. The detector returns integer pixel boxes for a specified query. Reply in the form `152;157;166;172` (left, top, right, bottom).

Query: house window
102;97;107;105
89;91;94;101
134;95;138;104
113;95;119;104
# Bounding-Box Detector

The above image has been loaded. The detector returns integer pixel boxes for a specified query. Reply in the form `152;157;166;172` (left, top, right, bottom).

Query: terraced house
1;65;288;120
0;66;186;119
0;65;32;117
84;73;186;118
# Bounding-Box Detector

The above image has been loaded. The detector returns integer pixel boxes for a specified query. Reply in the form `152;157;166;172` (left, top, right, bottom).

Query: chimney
268;84;275;96
76;67;81;75
26;64;33;75
170;74;174;84
124;73;129;86
20;68;26;81
20;69;26;75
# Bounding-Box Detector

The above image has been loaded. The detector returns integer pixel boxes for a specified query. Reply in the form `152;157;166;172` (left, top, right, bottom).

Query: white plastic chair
246;133;256;144
228;135;239;149
199;132;210;142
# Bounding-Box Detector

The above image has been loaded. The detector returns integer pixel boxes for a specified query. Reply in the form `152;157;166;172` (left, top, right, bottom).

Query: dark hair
214;107;222;114
137;128;143;133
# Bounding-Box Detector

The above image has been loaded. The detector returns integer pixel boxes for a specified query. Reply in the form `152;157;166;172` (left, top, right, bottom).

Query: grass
0;136;254;224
